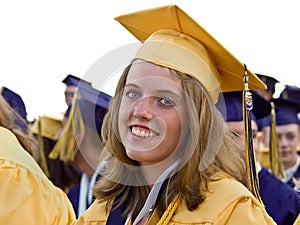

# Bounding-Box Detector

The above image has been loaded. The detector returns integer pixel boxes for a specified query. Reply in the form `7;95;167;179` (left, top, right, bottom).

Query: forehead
276;124;300;133
66;86;77;91
127;60;182;87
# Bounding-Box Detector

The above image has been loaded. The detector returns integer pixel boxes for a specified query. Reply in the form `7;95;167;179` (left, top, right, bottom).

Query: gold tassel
49;93;85;162
37;116;50;177
269;102;285;179
242;65;263;205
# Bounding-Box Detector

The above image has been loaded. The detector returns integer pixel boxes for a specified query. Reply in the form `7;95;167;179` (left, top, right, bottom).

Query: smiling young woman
73;5;275;225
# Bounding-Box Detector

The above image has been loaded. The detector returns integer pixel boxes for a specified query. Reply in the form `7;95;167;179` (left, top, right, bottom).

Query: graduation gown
73;172;275;225
68;184;80;218
0;126;76;225
287;164;300;190
259;167;300;225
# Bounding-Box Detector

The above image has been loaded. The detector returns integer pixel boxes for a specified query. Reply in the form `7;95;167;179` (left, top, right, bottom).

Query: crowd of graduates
1;4;300;225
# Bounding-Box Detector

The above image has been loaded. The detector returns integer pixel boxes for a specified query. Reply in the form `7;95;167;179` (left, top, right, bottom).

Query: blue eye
126;90;140;99
160;96;175;106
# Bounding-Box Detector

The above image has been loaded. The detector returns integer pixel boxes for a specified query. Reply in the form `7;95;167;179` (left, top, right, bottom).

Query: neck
284;156;298;170
140;157;176;186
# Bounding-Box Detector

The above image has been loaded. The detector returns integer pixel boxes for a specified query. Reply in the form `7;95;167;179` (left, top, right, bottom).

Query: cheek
253;138;260;154
165;112;183;142
169;115;181;133
291;140;299;149
118;99;131;124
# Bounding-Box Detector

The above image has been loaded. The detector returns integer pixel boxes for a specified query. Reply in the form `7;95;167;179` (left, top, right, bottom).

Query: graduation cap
216;91;271;123
273;98;300;126
31;115;63;141
49;85;112;161
255;74;279;93
115;5;266;103
279;85;300;105
1;86;28;131
62;74;92;87
74;85;112;134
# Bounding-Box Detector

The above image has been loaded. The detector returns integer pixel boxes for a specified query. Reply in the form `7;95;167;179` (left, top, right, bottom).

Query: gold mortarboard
31;115;62;141
115;5;266;103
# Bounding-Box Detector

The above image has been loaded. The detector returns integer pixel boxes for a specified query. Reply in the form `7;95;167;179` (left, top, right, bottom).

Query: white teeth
132;127;154;137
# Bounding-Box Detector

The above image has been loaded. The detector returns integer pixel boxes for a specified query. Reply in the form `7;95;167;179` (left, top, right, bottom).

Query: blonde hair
0;95;38;156
94;61;248;218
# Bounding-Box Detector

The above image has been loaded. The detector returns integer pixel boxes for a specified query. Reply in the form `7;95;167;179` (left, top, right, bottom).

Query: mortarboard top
272;97;300;126
279;85;300;105
255;74;279;93
61;74;92;87
115;5;266;103
216;91;271;123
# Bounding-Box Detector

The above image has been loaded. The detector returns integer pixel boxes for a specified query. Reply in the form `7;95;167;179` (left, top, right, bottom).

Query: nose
132;97;154;120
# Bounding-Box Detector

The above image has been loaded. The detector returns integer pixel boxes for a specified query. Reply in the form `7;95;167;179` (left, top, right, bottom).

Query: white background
1;0;299;121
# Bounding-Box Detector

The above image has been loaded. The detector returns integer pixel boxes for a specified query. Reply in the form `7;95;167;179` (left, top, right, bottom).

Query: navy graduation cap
1;86;28;131
216;90;271;123
76;84;112;134
255;74;279;93
62;74;92;87
279;85;300;105
272;98;300;126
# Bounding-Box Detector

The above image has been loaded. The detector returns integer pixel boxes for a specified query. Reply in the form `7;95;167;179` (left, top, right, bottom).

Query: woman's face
276;124;300;169
118;61;187;166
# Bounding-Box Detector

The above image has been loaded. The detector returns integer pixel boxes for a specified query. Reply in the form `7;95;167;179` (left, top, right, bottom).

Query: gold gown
73;172;275;225
0;126;76;225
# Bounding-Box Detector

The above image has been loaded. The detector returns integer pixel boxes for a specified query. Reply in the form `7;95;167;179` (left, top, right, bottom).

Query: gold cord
156;194;180;225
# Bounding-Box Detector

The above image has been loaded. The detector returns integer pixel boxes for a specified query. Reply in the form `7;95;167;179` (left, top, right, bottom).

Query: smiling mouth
131;126;157;138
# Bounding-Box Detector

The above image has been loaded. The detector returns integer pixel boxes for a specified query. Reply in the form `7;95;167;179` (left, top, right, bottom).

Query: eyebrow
124;83;140;89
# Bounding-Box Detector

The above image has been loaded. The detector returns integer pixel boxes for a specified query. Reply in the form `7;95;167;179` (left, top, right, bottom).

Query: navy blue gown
259;167;300;225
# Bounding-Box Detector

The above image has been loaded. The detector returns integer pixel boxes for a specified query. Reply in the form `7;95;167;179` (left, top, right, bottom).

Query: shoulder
73;201;108;225
172;172;275;224
0;126;46;177
0;126;76;224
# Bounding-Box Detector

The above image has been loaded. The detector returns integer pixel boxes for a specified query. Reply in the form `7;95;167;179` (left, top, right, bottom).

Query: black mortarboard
216;91;271;123
255;74;279;93
61;74;92;87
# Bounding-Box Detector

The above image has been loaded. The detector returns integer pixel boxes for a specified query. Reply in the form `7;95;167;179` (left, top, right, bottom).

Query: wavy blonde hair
94;61;248;218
